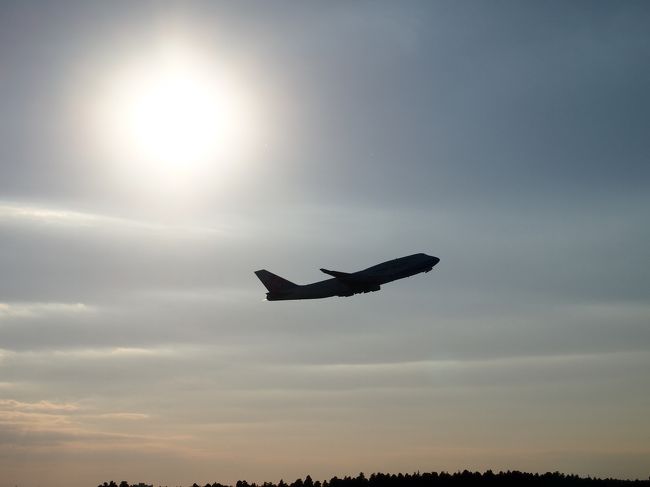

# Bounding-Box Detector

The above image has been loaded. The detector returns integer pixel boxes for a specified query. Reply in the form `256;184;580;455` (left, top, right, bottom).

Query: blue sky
1;2;649;486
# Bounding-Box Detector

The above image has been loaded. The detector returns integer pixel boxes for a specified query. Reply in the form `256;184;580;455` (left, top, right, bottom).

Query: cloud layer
1;2;649;487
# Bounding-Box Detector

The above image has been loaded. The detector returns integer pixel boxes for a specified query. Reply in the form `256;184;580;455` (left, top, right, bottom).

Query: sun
97;43;252;178
123;62;222;168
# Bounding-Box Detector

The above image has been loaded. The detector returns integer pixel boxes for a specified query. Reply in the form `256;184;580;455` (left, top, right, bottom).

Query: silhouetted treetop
98;470;650;487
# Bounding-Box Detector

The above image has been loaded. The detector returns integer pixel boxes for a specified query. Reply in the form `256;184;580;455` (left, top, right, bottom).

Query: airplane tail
254;270;298;292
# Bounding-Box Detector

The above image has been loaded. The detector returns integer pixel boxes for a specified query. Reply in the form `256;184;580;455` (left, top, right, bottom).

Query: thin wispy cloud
0;302;91;320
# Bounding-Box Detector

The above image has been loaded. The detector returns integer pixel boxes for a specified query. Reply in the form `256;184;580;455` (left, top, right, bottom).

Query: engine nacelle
359;284;380;293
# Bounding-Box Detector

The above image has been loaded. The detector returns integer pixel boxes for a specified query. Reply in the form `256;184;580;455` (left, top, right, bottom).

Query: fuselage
263;253;439;301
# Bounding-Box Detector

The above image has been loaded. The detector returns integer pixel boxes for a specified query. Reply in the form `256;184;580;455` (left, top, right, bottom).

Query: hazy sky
1;2;649;486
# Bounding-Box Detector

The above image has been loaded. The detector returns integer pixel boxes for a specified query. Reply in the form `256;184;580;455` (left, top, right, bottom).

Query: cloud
0;302;91;320
0;399;79;412
0;204;99;225
0;201;250;303
0;397;169;452
93;413;150;420
0;201;226;234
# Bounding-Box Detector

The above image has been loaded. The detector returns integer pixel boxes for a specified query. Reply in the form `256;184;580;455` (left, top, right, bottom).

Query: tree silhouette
99;470;650;487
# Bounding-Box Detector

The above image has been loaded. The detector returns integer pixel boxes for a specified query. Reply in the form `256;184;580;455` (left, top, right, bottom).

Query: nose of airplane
430;256;440;266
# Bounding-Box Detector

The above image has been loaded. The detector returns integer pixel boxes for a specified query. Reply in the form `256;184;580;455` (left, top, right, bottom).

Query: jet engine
359;284;381;293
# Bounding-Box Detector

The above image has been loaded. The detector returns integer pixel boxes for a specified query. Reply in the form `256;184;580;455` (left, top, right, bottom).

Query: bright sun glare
96;43;253;183
125;63;222;167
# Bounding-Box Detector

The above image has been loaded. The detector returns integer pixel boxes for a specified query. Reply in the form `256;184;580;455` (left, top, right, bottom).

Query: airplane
254;253;439;301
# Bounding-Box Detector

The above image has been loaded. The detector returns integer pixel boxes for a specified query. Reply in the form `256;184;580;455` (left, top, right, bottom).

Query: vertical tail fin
254;270;298;292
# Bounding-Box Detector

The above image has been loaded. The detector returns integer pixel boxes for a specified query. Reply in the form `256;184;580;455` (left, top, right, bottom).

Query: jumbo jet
254;253;439;301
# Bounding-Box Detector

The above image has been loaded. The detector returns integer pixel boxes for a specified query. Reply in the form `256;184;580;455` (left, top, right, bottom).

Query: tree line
99;470;650;487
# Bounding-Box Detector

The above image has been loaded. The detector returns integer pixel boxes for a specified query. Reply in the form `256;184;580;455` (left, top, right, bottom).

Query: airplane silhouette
255;253;439;301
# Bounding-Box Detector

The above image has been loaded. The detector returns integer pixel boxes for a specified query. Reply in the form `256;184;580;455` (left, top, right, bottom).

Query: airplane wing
320;268;381;293
320;268;352;280
320;268;375;285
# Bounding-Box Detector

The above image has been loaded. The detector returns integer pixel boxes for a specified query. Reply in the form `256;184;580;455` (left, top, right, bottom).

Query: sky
1;1;649;486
